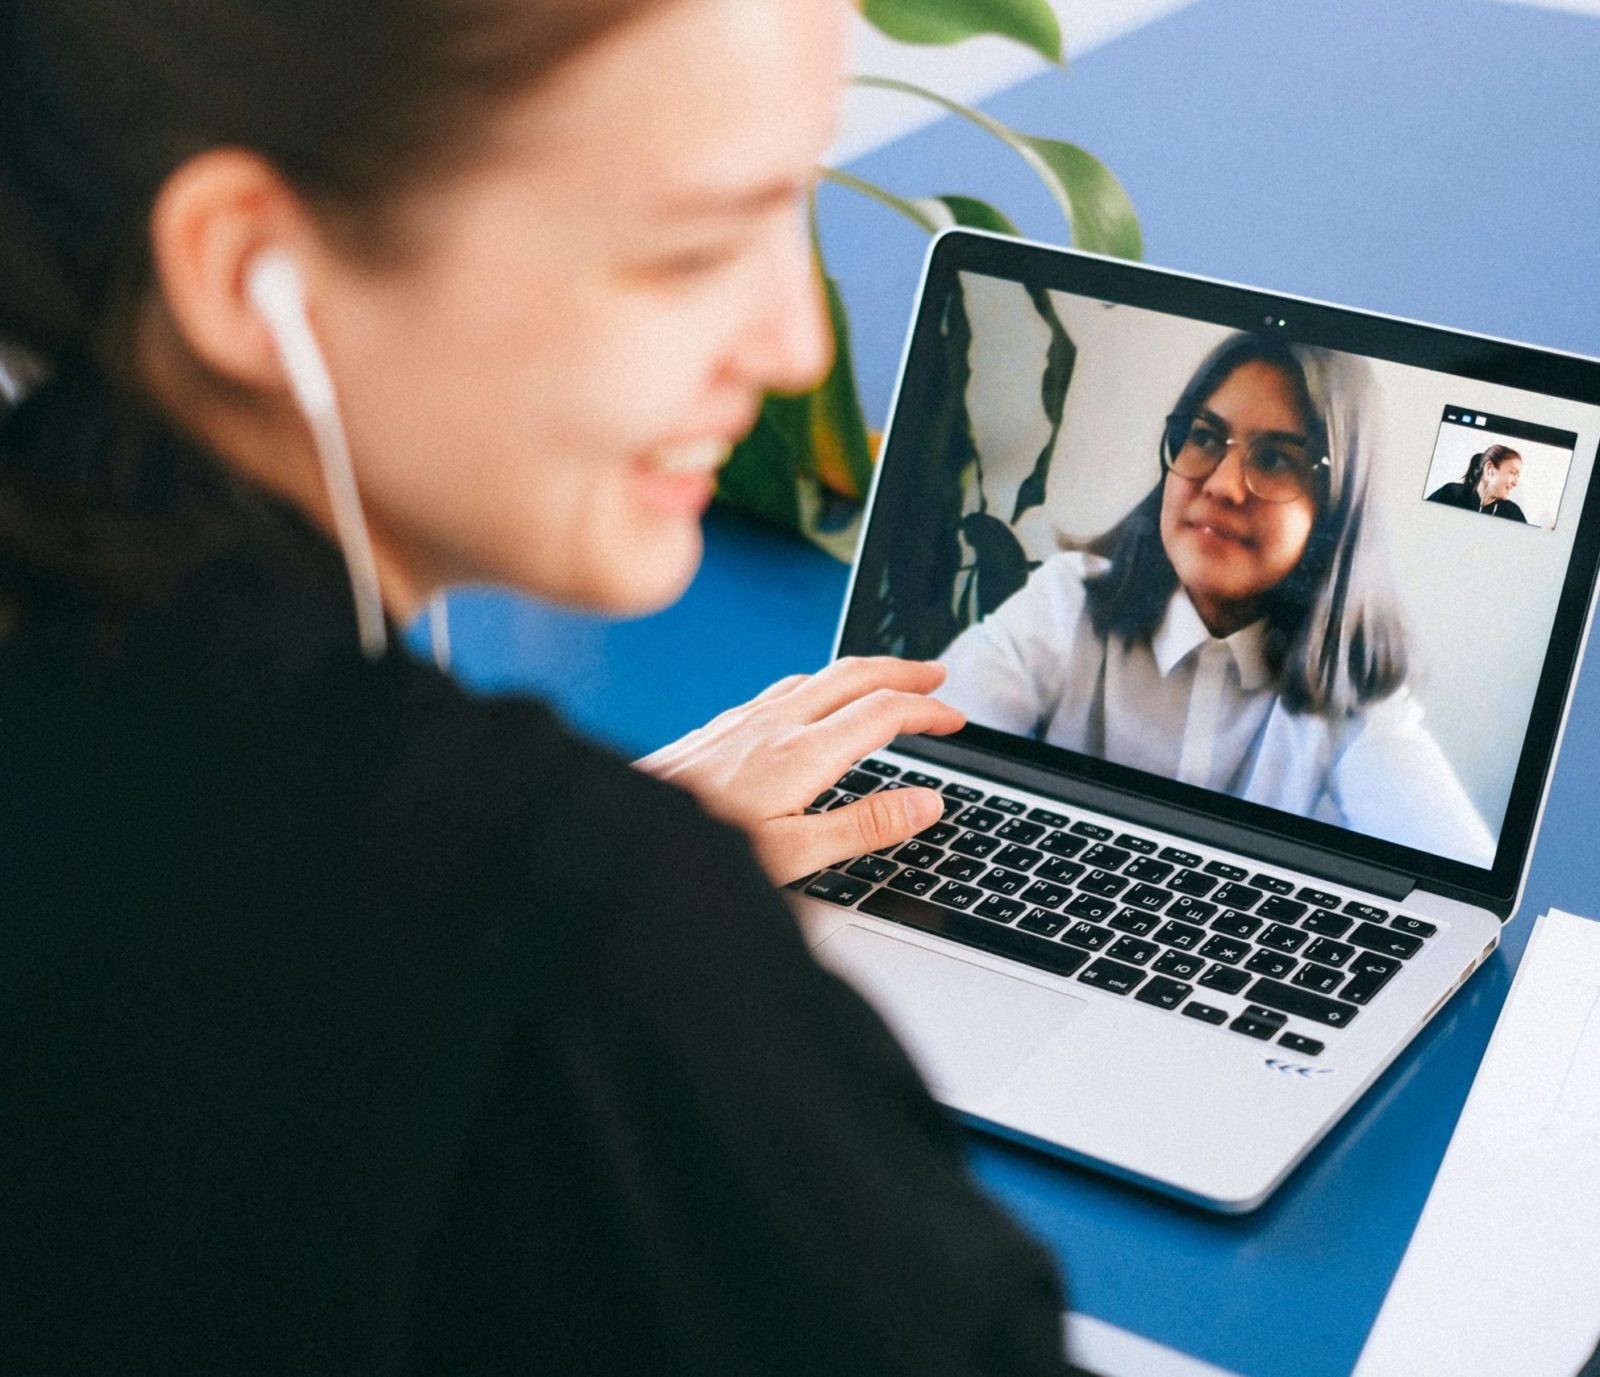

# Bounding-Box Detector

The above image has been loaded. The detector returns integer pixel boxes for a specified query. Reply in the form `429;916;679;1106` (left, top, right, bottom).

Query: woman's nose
1201;446;1251;503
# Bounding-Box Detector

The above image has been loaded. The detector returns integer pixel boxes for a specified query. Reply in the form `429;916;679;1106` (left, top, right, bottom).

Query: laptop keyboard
798;759;1441;1059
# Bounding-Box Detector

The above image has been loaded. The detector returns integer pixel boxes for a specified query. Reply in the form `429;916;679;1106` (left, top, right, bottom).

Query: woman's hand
635;657;966;887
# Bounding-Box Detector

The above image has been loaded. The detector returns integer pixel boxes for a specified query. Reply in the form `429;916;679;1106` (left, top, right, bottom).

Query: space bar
858;889;1090;978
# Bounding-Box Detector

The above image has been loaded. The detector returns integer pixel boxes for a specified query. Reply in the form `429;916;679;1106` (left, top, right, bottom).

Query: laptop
793;228;1600;1212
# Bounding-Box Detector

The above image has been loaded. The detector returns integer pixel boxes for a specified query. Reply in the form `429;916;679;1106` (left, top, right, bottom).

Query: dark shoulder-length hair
1078;331;1408;717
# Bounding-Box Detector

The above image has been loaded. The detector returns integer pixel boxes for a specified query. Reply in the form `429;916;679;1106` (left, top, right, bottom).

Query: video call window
848;271;1600;872
1420;407;1577;530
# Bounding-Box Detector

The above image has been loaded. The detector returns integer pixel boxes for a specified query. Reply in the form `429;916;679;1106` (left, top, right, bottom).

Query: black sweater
0;371;1073;1374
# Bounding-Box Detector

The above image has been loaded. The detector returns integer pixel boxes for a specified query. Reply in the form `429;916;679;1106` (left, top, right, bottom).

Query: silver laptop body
794;230;1600;1212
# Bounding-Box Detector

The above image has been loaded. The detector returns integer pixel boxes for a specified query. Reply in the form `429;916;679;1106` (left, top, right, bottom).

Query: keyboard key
1203;860;1248;881
985;795;1027;815
835;768;883;796
859;888;1092;979
932;881;982;911
1065;893;1117;923
1109;909;1160;937
1244;949;1297;979
1230;1011;1282;1040
1037;858;1086;887
1297;886;1341;909
1259;923;1309;953
906;772;946;790
1169;869;1218;898
995;818;1045;845
1241;977;1360;1028
1251;873;1295;895
825;793;861;811
844;855;896;883
805;871;871;906
1124;883;1172;913
1070;821;1114;841
1108;936;1160;965
934;854;985;883
1027;806;1070;828
1292;963;1345;996
1258;896;1308;923
1166;896;1218;925
857;759;900;777
993;843;1043;871
974;894;1025;924
1039;830;1088;859
1060;921;1114;952
1278;1033;1325;1056
938;796;965;820
1305;937;1355;968
1115;833;1158;854
1017;908;1066;937
914;820;960;846
1124;857;1175;884
1079;870;1129;899
1159;846;1202;868
1343;900;1389;923
1348;921;1422;960
1154;920;1207;951
888;867;939;897
1078;957;1146;995
955;805;1004;832
1199;965;1252;995
977;867;1029;897
1210;910;1262;940
1182;1002;1228;1025
809;788;839;810
949;831;1002;860
1199;935;1250;965
1136;976;1192;1010
1302;908;1353;938
1213;883;1264;910
1083;843;1132;870
893;840;944;870
1391;915;1437;938
1342;952;1402;1004
1153;949;1206;980
1020;880;1072;909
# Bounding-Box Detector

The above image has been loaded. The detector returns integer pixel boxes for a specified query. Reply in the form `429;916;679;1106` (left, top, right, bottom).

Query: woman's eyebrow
1195;407;1309;446
657;175;811;221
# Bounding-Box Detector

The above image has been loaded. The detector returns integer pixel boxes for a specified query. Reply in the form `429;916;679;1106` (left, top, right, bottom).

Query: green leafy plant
715;0;1142;575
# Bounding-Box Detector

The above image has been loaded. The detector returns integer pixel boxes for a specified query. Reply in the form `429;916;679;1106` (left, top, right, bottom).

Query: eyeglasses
1162;412;1328;504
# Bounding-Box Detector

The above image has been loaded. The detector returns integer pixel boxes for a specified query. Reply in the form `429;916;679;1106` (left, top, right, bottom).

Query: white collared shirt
938;552;1495;868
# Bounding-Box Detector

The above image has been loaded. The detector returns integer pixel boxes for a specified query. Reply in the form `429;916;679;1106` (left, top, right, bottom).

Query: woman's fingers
757;787;944;887
780;656;949;724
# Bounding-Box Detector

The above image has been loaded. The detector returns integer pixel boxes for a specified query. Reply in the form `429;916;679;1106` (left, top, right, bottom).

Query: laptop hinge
892;735;1417;903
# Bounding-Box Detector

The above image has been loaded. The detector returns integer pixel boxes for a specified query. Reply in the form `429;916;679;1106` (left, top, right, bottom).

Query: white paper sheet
1355;908;1600;1377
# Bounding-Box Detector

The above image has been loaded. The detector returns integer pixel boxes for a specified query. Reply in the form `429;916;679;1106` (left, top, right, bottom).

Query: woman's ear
146;149;315;390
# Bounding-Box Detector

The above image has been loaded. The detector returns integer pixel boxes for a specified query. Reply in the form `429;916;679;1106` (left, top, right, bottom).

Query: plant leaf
1011;285;1075;522
918;194;1020;236
852;76;1142;260
958;511;1034;616
862;0;1062;64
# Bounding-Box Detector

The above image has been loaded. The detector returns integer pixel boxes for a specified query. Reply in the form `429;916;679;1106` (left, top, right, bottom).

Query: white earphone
245;248;389;661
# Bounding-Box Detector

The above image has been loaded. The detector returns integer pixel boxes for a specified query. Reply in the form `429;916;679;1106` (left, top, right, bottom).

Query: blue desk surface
434;3;1600;1373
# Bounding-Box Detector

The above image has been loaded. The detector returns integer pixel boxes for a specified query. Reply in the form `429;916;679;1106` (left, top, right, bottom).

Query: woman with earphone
0;2;1082;1373
1426;443;1529;521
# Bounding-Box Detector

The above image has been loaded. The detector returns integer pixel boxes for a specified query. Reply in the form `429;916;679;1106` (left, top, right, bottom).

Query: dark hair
0;0;659;615
1080;332;1408;716
1461;443;1521;491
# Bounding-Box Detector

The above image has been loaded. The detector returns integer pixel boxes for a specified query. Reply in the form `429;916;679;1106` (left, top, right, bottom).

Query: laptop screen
839;232;1600;908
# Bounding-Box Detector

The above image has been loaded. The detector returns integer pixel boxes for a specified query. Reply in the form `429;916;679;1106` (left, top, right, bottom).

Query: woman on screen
939;332;1495;865
1427;443;1529;521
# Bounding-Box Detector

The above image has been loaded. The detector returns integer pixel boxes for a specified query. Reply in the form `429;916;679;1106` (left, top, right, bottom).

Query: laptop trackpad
816;924;1087;1102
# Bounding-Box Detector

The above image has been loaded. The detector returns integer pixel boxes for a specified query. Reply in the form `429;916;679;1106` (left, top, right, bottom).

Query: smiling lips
1185;513;1256;548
